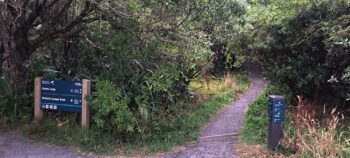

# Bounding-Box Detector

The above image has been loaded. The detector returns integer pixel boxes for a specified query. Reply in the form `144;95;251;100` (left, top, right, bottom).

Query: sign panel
273;100;285;123
268;95;285;149
268;99;273;123
268;95;285;124
40;80;83;112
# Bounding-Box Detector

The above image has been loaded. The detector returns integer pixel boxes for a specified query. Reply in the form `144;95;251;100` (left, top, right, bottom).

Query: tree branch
19;0;47;30
31;1;94;46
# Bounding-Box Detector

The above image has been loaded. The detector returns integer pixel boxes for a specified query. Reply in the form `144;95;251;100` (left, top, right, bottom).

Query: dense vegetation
240;87;350;157
238;0;350;157
232;0;350;107
240;86;293;144
0;0;248;153
1;0;349;156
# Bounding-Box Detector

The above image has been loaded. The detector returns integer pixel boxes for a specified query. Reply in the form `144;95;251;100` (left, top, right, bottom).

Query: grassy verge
239;86;294;145
124;72;250;154
136;91;238;153
238;86;350;158
239;88;270;144
1;71;250;156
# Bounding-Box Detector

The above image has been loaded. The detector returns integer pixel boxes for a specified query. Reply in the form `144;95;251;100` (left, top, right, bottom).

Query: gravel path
0;132;86;158
164;63;266;158
0;63;264;158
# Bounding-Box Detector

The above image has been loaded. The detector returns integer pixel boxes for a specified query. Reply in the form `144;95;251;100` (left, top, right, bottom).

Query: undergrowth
240;86;294;144
124;72;250;154
3;72;249;156
238;86;350;158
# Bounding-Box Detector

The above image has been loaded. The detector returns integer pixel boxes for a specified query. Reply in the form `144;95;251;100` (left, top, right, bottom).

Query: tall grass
238;88;350;158
239;89;269;144
282;108;350;158
190;72;249;102
223;73;238;92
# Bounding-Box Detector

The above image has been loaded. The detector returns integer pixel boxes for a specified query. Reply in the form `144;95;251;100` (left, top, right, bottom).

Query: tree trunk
0;20;33;96
8;44;33;96
1;0;94;97
0;18;11;74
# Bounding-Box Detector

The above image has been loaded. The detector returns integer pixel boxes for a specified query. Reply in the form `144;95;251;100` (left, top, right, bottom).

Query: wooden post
81;79;91;128
34;77;43;125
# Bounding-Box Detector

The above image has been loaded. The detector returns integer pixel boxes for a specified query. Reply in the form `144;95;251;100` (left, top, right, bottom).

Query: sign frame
34;77;91;128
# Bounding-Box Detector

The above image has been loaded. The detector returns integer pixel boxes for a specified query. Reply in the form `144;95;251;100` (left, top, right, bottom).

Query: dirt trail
0;132;86;158
163;62;266;158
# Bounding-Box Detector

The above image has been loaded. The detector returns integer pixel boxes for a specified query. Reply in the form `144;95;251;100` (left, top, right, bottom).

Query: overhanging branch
30;1;94;47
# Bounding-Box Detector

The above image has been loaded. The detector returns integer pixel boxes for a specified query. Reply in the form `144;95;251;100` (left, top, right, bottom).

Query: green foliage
0;0;250;155
233;0;350;103
20;0;247;139
140;64;182;111
240;88;270;144
143;91;236;152
89;79;137;134
0;77;31;123
240;86;293;144
136;72;250;152
0;77;14;120
240;84;350;157
21;115;115;154
15;72;249;155
342;67;350;101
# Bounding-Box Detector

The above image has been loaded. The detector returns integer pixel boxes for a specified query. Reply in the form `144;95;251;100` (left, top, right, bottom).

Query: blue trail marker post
268;95;285;149
34;77;90;128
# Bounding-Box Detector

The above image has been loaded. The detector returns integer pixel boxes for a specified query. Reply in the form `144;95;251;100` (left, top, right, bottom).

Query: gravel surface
164;63;266;158
0;132;87;158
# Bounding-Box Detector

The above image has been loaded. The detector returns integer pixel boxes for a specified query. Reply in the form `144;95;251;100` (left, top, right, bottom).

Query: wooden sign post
81;79;90;128
34;77;43;126
34;77;91;128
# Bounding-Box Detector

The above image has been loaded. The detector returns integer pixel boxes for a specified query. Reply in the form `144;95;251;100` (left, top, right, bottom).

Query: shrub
235;0;350;104
0;77;30;122
0;77;13;120
89;79;137;134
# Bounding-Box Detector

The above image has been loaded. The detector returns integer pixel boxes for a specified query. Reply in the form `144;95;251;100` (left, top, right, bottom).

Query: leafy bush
234;0;350;104
0;77;14;119
140;72;249;152
89;79;137;134
1;0;251;154
0;77;31;122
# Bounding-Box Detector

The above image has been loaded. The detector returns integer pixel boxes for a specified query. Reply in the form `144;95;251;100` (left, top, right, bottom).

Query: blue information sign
40;80;83;112
268;95;285;124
